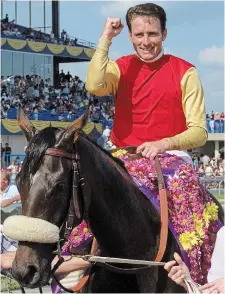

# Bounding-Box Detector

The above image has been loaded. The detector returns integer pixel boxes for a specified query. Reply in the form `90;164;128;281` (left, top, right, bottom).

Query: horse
5;109;222;293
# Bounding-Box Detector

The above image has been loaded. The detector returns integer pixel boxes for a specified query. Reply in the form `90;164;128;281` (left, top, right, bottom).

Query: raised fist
102;18;124;41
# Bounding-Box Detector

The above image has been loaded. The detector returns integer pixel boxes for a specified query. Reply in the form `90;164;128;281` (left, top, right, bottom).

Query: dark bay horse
10;109;187;292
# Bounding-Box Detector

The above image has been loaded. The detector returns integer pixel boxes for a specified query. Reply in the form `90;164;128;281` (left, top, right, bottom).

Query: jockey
85;3;207;161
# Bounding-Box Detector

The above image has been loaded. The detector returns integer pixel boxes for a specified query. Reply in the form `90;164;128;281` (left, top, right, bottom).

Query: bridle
44;147;84;277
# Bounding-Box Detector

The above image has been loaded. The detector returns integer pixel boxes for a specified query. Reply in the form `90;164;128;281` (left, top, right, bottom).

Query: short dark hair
126;3;167;33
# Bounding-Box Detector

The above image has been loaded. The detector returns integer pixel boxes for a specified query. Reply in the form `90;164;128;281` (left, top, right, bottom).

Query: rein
43;146;169;292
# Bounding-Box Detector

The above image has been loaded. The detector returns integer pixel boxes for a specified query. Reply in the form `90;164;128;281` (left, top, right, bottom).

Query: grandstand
0;0;108;156
1;1;95;85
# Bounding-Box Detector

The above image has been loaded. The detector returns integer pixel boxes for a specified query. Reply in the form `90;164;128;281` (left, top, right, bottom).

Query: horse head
3;108;89;288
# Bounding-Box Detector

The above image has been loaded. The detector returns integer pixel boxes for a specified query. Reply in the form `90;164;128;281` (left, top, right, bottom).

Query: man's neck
136;48;164;63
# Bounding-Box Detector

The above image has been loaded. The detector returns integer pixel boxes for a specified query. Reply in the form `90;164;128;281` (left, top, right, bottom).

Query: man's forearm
0;195;20;207
165;127;207;151
54;256;90;275
85;37;120;96
1;198;14;208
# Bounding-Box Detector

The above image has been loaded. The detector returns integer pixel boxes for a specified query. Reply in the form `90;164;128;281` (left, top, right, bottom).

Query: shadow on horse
7;109;223;293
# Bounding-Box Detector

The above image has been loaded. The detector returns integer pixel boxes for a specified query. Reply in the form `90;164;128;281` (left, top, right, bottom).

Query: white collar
136;47;164;63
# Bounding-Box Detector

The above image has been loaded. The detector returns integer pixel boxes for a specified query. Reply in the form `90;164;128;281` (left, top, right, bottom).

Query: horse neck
77;138;160;258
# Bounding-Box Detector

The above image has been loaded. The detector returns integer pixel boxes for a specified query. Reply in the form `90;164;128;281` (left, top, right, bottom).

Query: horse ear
55;110;89;148
18;106;37;142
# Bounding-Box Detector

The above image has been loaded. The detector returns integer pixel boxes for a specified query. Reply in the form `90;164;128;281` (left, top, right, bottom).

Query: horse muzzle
3;215;60;288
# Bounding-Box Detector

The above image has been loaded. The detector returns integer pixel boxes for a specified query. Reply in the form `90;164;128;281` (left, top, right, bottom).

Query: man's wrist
98;35;112;51
161;139;170;151
100;33;113;42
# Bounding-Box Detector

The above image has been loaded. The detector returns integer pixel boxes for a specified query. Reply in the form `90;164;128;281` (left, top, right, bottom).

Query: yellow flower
179;231;199;250
75;236;80;240
112;149;127;158
202;210;211;228
131;167;136;172
192;213;198;222
173;182;179;188
178;195;183;200
203;202;218;227
83;228;88;233
139;171;143;175
196;220;205;239
207;202;218;221
182;219;187;224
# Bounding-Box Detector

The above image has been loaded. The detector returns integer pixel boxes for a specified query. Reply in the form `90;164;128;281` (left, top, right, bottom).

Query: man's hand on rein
136;139;169;160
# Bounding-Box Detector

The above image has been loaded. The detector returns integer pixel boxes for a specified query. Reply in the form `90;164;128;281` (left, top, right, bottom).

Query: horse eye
56;183;65;191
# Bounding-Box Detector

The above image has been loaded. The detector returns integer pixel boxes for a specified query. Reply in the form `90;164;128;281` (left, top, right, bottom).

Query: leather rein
44;146;169;293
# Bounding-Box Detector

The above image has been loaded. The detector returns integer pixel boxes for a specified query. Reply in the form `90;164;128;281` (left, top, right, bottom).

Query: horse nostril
22;265;40;286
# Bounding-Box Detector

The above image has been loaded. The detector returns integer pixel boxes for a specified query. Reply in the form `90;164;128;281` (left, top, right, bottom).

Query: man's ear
162;28;167;41
128;31;133;43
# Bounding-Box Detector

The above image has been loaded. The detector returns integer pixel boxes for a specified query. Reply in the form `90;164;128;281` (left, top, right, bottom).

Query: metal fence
1;154;25;168
207;119;224;133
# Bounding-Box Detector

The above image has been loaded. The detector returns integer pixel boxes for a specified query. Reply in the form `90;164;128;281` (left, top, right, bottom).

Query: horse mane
19;125;130;186
20;127;61;179
78;131;131;178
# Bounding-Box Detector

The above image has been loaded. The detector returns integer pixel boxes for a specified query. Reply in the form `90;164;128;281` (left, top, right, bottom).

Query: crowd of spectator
206;111;224;133
0;71;115;123
1;14;95;48
192;152;224;178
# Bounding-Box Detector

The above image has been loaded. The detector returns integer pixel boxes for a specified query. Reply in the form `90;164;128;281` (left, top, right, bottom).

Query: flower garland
62;220;93;254
112;150;220;285
62;150;220;285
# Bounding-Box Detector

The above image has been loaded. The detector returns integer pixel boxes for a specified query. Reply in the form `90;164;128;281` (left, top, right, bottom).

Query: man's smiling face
129;16;167;62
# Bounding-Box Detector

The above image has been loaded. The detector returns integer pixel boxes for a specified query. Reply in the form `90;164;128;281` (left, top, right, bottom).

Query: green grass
0;277;21;292
214;194;225;201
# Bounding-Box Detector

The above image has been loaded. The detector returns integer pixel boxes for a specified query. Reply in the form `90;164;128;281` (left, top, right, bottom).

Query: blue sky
2;1;224;113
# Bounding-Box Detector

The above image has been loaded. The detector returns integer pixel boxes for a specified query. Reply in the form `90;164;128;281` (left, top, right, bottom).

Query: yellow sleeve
85;36;120;96
165;67;207;150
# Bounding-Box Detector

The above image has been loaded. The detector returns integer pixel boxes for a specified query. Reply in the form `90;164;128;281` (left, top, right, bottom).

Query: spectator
4;143;11;168
205;164;213;177
192;155;198;170
0;171;20;208
102;125;111;138
50;31;54;41
198;163;205;177
200;153;210;167
65;71;72;83
4;14;9;23
1;143;4;168
209;118;215;133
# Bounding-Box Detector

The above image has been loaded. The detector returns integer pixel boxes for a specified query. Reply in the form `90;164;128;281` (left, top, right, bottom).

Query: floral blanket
62;151;222;285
